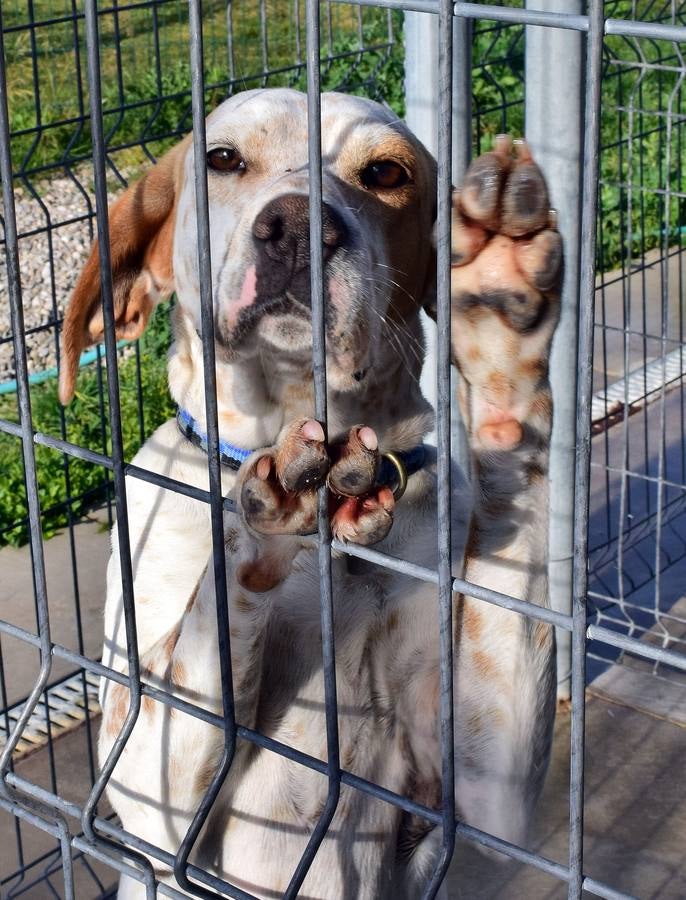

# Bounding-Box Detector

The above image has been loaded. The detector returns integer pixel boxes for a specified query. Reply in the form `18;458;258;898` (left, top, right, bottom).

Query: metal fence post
525;0;583;701
405;11;471;464
405;11;439;442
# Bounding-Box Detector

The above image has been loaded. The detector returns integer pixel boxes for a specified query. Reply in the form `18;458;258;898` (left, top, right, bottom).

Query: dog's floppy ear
58;135;191;404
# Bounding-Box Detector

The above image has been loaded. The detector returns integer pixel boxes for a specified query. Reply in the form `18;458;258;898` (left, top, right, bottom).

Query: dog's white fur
61;89;558;899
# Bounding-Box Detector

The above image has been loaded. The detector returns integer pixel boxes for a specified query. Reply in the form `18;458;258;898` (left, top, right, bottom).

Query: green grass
5;1;402;173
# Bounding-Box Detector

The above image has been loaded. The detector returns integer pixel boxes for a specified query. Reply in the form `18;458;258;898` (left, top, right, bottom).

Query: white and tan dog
60;90;561;899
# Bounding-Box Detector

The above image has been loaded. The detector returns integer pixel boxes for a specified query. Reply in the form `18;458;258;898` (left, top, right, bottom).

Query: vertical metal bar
451;15;472;478
0;20;78;892
422;0;455;895
0;0;54;793
452;17;472;186
614;41;634;643
525;0;583;700
226;0;236;85
174;1;238;893
282;0;341;893
653;60;684;653
79;0;144;845
569;1;605;896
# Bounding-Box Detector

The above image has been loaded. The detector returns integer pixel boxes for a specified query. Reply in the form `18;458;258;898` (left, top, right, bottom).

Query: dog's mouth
217;284;371;390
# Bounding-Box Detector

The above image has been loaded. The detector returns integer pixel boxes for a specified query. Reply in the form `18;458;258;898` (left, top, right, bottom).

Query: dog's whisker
362;304;425;387
373;261;410;279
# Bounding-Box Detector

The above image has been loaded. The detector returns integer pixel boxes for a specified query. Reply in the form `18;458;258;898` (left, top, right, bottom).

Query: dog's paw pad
513;227;563;293
460;134;512;231
275;419;329;493
240;450;318;536
332;486;394;545
328;425;379;497
500;141;550;238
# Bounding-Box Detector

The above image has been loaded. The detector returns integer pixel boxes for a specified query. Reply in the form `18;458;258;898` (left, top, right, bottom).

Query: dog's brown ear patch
58;135;191;404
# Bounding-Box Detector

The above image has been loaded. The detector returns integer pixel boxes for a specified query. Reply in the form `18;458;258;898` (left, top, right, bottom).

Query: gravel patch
0;168;130;385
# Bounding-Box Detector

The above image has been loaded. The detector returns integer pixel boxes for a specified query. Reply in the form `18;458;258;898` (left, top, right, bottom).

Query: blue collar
177;408;251;471
176;407;426;490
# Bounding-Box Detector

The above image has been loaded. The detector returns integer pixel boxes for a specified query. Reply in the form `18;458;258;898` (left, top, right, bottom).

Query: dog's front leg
446;139;562;848
98;520;281;858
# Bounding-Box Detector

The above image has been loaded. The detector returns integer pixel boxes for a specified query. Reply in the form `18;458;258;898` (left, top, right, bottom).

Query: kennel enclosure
1;0;686;898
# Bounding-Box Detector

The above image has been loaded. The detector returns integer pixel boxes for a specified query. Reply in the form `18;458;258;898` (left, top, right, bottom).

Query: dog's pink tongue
225;266;257;328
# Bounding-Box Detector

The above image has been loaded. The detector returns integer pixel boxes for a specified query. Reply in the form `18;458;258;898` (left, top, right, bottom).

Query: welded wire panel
588;10;686;686
0;1;686;899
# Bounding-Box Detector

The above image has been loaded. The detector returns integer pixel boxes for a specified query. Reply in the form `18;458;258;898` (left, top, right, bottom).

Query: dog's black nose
252;193;348;304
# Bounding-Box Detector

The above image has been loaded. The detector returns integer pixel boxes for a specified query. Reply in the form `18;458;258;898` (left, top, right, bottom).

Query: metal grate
0;670;100;761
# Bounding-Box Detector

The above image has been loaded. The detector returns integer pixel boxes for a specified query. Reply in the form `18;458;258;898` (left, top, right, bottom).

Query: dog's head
59;88;437;404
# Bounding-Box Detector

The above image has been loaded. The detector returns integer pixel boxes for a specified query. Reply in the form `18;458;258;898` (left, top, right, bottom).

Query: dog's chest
254;566;438;764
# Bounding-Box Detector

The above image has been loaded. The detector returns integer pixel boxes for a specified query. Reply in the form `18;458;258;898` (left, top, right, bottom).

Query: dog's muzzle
252;193;348;306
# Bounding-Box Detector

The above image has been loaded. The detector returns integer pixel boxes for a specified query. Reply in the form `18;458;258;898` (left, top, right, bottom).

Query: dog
60;90;561;899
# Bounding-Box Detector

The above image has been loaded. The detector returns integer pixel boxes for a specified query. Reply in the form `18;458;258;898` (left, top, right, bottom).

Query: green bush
0;305;175;546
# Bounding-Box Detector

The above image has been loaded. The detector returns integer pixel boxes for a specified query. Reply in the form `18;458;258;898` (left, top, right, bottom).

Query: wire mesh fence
1;0;686;898
587;0;686;685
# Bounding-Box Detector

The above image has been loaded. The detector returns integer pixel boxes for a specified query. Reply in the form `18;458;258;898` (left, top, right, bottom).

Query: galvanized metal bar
172;2;238;896
0;796;75;899
77;0;143;849
450;12;472;477
568;0;604;894
343;0;686;44
586;624;686;671
651;47;685;670
0;3;54;787
421;0;455;892
332;540;576;629
604;17;686;41
282;0;341;893
525;0;583;700
581;878;638;900
71;837;157;900
456;1;588;30
0;12;79;889
0;421;237;510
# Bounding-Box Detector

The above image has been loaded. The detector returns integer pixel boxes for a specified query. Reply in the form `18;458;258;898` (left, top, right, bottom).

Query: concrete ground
446;691;686;899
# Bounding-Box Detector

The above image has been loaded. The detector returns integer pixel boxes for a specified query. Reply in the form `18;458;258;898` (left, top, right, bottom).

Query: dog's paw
239;421;395;545
449;137;562;451
239;420;327;537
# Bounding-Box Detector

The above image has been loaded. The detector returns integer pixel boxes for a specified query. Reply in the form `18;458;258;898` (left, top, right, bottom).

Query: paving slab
0;509;110;706
446;693;686;899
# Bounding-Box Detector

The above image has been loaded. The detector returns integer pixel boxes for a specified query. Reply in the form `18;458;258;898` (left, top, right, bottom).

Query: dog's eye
361;161;409;190
207;147;245;173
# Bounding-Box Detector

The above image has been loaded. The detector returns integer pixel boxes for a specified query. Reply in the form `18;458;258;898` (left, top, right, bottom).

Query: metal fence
1;0;686;898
